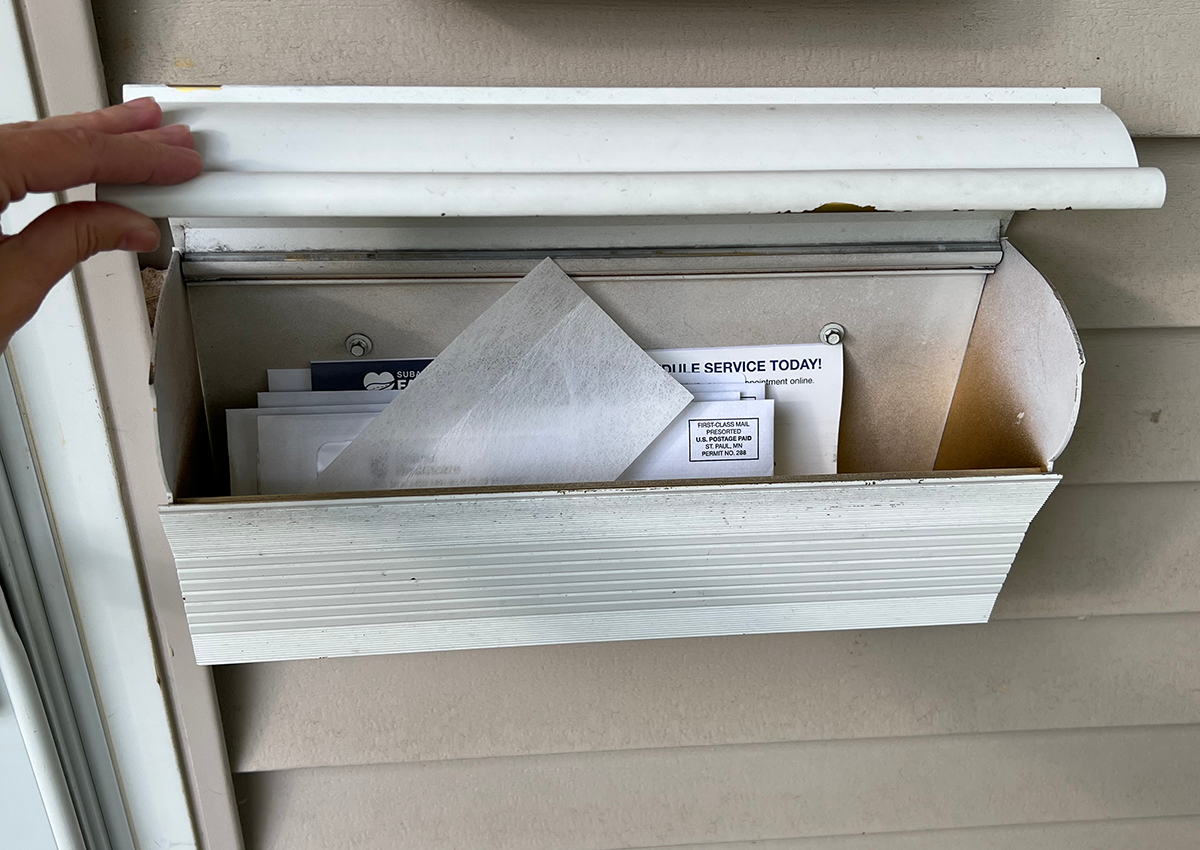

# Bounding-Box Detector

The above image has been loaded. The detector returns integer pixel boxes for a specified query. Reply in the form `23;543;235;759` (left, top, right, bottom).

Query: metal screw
820;322;846;346
345;333;373;358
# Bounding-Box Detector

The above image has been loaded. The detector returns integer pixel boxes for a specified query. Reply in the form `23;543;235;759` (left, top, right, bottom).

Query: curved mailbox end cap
935;240;1084;473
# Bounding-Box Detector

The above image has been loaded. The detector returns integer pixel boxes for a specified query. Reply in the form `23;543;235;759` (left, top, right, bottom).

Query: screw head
345;333;373;358
820;322;845;346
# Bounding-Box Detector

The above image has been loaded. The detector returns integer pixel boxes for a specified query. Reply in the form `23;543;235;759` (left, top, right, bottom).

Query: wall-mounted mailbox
102;86;1164;664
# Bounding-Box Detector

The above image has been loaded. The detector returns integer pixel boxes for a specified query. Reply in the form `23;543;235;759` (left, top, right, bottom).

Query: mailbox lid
101;85;1165;219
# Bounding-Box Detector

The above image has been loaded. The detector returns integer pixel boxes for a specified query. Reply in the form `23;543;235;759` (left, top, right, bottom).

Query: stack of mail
648;344;844;477
619;382;774;482
225;260;843;496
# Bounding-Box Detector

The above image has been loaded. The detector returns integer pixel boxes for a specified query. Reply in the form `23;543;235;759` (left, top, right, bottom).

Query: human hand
0;97;203;350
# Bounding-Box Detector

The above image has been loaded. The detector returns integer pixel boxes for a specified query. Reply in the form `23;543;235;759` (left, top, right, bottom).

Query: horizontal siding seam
992;609;1200;622
229;721;1200;777
1054;480;1200;489
1073;325;1200;332
1075;327;1200;335
616;813;1200;850
1053;477;1200;487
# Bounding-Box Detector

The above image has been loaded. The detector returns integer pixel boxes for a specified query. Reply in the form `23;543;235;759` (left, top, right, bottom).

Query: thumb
0;201;159;346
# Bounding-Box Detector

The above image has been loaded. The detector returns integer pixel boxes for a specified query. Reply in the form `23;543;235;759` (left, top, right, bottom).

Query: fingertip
145;145;204;186
159;124;194;147
123;135;205;186
119;97;163;131
118;227;162;253
134;123;195;148
125;97;161;118
180;146;204;174
176;147;205;180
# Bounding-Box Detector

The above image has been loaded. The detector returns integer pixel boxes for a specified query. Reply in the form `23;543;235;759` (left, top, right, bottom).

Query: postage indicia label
689;417;760;462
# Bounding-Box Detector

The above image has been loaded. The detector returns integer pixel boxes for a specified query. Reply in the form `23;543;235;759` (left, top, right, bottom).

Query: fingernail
157;123;193;146
126;96;158;111
118;228;161;253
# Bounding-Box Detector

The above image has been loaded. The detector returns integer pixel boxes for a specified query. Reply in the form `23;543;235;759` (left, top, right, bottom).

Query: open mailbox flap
132;86;1161;662
102;85;1164;217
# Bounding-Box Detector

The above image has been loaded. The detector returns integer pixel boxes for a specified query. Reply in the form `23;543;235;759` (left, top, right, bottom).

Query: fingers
0;99;198;349
128;123;196;149
0;97;164;135
0;126;203;205
0;201;159;347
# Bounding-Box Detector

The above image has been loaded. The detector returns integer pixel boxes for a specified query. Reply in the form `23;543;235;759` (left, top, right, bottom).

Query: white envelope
681;381;764;400
620;399;774;481
257;412;381;495
227;404;387;495
649;344;843;475
258;389;402;408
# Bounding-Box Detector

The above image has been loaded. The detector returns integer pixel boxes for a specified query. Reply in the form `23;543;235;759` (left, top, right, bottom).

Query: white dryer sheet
310;258;693;492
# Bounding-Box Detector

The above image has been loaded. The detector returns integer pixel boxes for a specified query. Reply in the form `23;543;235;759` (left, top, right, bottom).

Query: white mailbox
103;85;1164;664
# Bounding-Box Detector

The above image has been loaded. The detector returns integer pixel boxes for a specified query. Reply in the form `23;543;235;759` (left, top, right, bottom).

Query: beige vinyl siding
85;0;1200;815
94;0;1200;137
219;614;1200;772
997;483;1200;618
232;726;1200;849
551;819;1200;850
1009;140;1200;329
189;136;1200;847
240;814;1200;850
1053;328;1200;483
